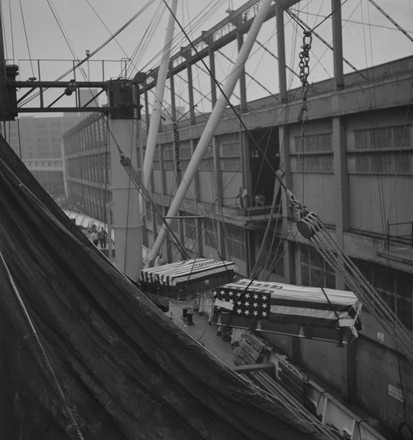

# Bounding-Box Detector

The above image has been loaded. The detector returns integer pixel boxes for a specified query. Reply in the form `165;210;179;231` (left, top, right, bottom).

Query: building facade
62;54;413;436
5;114;82;202
63;112;112;222
148;63;413;437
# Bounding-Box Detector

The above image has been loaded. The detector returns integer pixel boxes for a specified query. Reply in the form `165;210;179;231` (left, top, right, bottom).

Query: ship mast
143;0;178;189
146;0;274;266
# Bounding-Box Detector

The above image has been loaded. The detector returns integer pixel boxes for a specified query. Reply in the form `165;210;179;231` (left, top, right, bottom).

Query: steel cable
298;213;413;364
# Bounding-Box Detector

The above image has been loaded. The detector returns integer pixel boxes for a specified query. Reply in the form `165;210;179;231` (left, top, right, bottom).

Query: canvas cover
0;136;332;440
214;279;362;344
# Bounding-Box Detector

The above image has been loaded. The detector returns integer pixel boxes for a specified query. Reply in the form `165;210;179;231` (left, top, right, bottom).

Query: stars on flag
213;288;270;319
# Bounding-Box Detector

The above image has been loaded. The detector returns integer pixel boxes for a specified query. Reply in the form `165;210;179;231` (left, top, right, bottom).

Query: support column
240;129;249;197
109;118;141;279
170;71;177;122
209;49;217;108
331;114;356;400
213;136;221;208
278;126;291;224
170;72;182;187
0;6;18;122
332;116;349;287
237;32;248;112
331;0;344;90
187;61;196;125
219;221;227;261
143;0;178;189
0;5;7;120
280;124;300;363
144;87;150;133
276;5;288;102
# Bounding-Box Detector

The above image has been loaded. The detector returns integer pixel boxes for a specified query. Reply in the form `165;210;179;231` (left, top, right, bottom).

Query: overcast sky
1;0;412;110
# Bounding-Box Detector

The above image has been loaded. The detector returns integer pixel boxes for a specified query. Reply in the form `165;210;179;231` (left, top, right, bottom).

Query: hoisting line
289;191;413;365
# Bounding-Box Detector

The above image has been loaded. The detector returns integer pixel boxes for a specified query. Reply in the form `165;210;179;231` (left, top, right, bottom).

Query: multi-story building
63;112;111;221
5;114;82;201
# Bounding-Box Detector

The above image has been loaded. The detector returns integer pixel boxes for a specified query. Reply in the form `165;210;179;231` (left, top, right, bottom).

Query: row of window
355;259;412;331
300;244;413;331
25;160;63;168
67;182;110;223
293;154;333;173
145;208;247;262
292;125;411;175
64;116;108;155
66;153;110;184
152;155;241;180
151;142;242;173
348;150;412;174
354;126;410;150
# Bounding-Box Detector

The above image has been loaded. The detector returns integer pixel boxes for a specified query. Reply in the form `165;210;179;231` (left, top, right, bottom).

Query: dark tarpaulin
0;137;330;440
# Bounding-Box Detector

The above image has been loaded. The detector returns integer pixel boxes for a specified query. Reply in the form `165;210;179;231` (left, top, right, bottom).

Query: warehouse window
350;125;412;174
300;245;336;289
184;215;196;240
354;259;412;330
204;218;218;248
226;225;246;260
293;133;333;173
221;142;241;171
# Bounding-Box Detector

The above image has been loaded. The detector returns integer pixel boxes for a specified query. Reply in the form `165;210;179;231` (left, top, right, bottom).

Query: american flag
213;286;271;319
212;279;362;343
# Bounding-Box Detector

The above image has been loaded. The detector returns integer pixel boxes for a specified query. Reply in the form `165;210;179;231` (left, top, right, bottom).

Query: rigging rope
85;0;130;60
161;0;290;202
250;169;284;278
286;9;367;81
18;0;154;108
17;0;35;78
45;0;88;80
368;0;413;44
7;0;15;63
134;1;226;77
290;196;413;365
217;47;278;102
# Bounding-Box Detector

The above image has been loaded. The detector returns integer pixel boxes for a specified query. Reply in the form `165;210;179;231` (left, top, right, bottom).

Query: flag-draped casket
139;258;237;299
213;279;362;344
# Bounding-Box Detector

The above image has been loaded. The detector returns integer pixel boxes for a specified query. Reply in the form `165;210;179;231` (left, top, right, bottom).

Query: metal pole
147;0;273;266
0;5;8;120
143;0;178;189
0;5;6;74
109;118;140;279
276;4;287;102
331;0;344;89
